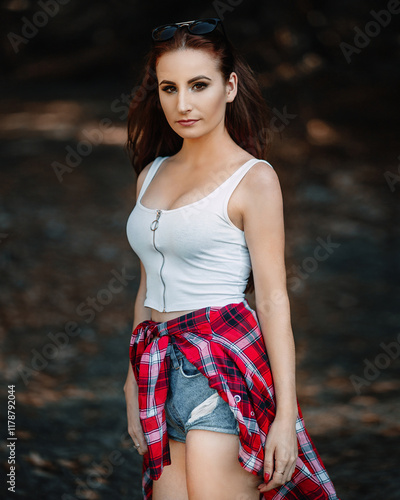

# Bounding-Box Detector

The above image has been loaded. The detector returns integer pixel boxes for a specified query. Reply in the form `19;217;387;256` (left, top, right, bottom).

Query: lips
177;119;199;126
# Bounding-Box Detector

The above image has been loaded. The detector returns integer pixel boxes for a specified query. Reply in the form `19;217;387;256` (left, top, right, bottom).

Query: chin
173;128;206;139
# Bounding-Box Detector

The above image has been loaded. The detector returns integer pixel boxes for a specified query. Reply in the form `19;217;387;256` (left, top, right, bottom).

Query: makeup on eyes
161;81;209;93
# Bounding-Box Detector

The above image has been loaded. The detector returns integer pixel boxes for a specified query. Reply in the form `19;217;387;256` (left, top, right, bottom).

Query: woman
124;18;340;500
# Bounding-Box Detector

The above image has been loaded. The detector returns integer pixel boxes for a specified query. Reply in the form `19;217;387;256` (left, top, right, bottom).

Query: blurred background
1;0;399;498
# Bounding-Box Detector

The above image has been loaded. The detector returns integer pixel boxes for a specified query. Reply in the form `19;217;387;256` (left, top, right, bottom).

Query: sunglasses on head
151;18;226;41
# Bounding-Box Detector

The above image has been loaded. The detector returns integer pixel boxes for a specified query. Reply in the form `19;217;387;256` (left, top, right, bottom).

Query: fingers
258;457;298;493
274;466;290;487
263;462;273;485
259;450;274;490
284;460;297;484
125;393;148;455
128;426;148;455
130;434;148;455
257;471;288;493
258;469;285;493
263;450;274;480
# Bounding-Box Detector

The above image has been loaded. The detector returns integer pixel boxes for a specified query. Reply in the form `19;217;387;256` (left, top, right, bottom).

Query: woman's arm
124;260;152;455
241;162;298;492
123;164;152;455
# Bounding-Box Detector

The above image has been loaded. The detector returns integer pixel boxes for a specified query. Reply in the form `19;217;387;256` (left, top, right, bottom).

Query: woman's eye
160;82;208;93
192;82;208;91
161;86;176;93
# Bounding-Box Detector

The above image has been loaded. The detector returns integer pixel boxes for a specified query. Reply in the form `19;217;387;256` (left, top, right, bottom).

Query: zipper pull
150;209;162;231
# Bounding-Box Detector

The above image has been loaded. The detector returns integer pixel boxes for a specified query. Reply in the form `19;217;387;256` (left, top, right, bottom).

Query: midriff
150;308;197;323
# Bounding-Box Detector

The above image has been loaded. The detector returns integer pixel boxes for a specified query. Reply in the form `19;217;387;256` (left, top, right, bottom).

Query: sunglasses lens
152;26;177;41
189;19;218;35
152;19;223;41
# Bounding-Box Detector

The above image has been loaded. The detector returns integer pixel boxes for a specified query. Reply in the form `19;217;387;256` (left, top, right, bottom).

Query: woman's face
156;48;237;140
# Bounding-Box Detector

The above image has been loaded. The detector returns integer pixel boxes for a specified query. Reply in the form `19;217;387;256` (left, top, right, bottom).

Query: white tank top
126;156;274;312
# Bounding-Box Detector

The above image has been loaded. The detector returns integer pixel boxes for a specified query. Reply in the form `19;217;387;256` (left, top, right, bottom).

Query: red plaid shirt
129;299;340;499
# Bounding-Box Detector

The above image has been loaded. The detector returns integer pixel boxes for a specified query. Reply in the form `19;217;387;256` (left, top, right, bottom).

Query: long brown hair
125;25;273;295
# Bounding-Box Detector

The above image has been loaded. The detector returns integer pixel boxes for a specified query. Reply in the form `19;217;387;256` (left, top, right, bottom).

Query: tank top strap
220;158;274;210
138;156;169;203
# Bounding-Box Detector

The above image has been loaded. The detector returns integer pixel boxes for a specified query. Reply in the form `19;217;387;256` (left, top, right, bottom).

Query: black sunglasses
151;18;226;41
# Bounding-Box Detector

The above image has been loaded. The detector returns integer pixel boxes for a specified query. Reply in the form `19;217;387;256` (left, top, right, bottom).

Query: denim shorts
165;337;239;443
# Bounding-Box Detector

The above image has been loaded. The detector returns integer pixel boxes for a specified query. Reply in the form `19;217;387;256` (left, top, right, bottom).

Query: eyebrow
159;75;212;86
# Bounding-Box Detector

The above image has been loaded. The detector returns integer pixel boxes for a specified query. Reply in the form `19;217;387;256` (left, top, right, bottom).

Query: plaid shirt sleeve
129;300;340;500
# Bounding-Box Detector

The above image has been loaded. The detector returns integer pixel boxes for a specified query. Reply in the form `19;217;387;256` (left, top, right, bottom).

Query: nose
177;90;192;114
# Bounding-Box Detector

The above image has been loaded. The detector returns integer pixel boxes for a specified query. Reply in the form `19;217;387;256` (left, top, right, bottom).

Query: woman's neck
177;125;239;168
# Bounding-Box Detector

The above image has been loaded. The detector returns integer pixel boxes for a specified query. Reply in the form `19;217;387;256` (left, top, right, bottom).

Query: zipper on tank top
150;209;166;312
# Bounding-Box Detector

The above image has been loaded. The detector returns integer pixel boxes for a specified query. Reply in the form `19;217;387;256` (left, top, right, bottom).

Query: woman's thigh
185;429;262;500
152;438;189;500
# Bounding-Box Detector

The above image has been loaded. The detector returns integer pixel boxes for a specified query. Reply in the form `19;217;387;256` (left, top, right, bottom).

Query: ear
226;71;238;103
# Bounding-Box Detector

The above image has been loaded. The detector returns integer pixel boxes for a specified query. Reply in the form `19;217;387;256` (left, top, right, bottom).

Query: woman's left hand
257;416;298;493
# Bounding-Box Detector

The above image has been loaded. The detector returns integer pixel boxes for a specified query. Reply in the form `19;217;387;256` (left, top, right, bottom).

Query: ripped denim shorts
165;337;239;443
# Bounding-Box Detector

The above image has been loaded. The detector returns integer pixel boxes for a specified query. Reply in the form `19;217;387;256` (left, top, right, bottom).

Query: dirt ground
1;4;400;499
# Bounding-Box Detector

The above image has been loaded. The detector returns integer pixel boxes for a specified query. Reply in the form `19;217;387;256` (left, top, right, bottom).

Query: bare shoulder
240;160;284;230
248;159;279;183
241;159;282;201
